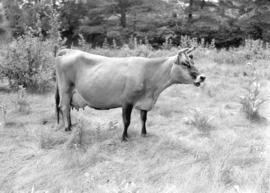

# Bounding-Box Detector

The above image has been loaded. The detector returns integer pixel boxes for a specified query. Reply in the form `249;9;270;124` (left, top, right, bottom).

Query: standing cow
55;47;205;141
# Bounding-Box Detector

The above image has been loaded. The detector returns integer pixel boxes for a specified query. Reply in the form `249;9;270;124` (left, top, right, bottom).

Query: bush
0;6;63;92
0;32;55;92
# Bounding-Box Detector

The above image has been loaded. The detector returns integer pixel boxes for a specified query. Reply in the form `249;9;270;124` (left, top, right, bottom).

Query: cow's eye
182;62;191;68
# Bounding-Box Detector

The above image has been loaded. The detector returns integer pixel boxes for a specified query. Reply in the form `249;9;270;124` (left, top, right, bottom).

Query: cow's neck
146;56;175;100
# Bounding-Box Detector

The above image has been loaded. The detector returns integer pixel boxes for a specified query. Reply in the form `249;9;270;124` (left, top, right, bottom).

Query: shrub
0;31;55;92
240;63;268;121
0;6;63;92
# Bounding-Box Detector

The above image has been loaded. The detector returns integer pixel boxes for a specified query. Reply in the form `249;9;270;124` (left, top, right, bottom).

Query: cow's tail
54;45;60;124
55;80;60;124
53;45;58;57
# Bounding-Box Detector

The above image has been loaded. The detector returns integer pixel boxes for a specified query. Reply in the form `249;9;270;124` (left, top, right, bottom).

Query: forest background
0;0;270;49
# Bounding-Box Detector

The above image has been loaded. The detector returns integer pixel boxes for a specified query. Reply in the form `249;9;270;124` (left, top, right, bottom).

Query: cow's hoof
65;127;71;132
121;136;128;142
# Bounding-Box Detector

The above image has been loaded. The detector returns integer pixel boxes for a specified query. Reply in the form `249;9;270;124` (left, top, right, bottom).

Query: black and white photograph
0;0;270;192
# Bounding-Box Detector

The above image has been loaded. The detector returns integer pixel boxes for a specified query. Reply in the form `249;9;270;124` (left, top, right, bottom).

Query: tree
2;0;24;37
218;0;270;41
0;1;10;40
58;0;88;46
188;0;193;21
110;0;144;28
118;0;128;27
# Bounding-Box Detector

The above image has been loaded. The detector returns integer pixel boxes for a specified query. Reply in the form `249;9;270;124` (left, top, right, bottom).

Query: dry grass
0;48;270;193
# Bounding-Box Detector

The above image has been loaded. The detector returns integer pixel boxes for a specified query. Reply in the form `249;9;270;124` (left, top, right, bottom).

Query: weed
240;63;268;121
11;85;31;114
108;120;119;131
240;83;267;121
186;108;214;133
0;104;7;126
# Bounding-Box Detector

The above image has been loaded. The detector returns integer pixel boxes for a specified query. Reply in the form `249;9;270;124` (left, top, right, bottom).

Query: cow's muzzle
193;74;206;87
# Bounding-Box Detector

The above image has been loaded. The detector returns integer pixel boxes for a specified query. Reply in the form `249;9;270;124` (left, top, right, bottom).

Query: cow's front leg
60;93;72;131
122;103;133;141
140;110;147;137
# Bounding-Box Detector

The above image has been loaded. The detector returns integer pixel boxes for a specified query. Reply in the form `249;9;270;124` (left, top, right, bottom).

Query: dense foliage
1;0;270;48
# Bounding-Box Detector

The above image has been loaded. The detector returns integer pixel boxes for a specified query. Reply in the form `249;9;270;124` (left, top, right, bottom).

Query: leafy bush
0;6;63;92
0;31;55;92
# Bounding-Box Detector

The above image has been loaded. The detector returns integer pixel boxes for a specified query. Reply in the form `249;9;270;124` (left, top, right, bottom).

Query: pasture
0;46;270;193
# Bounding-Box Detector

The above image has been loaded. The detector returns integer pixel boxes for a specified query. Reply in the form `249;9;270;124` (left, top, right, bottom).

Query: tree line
0;0;270;48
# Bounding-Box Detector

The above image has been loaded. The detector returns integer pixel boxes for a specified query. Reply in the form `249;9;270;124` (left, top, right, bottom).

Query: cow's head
171;47;205;86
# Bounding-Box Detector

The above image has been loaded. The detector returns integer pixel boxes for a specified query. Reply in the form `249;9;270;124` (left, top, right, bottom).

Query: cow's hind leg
60;91;72;131
140;110;147;137
122;103;133;141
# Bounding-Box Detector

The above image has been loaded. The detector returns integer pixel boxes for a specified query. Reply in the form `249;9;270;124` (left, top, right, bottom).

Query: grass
0;45;270;193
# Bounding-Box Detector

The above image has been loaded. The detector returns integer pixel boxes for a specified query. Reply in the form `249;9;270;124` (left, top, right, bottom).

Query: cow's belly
75;66;128;109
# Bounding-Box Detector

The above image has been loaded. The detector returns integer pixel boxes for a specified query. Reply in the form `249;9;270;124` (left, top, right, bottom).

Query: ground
0;55;270;193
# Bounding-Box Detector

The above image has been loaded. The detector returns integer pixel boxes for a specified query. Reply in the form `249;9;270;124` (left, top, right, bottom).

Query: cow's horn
187;46;196;53
178;48;189;54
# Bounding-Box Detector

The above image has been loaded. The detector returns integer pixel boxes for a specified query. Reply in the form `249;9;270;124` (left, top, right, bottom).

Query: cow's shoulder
56;49;75;57
56;49;108;67
79;51;108;64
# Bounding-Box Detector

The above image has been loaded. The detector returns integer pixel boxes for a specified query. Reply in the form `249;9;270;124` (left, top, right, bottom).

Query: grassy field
0;48;270;193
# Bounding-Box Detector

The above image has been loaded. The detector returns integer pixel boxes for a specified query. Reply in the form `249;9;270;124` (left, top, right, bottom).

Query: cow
55;47;205;141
